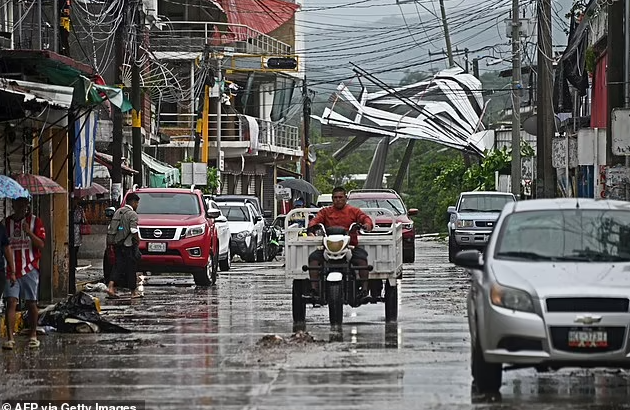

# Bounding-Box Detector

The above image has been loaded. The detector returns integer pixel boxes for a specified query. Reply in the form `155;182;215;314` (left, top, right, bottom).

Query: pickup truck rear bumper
454;229;492;247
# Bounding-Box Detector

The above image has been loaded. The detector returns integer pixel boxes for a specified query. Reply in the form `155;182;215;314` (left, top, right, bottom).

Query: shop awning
142;151;180;187
0;78;74;121
94;151;138;175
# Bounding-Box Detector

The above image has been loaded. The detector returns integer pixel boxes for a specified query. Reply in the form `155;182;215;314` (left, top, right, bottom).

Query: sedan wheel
471;332;503;393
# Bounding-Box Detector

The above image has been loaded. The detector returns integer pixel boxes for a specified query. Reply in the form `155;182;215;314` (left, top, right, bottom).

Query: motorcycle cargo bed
283;207;404;281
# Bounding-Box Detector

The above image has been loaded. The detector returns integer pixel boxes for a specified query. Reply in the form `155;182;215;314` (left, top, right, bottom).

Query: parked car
216;200;267;262
455;198;630;393
316;193;332;208
447;191;516;262
105;187;220;286
347;189;418;263
213;194;272;220
204;196;232;271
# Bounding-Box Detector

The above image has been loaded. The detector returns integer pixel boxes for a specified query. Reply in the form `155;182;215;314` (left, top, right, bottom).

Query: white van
316;194;332;208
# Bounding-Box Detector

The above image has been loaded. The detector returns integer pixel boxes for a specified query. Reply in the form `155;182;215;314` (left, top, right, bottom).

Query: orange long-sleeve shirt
308;205;373;246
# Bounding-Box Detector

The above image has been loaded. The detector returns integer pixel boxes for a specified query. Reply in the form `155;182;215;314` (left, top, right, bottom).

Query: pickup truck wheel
219;246;231;271
292;279;308;324
384;281;398;323
448;235;460;263
471;332;503;393
403;245;415;263
193;253;216;287
327;282;344;329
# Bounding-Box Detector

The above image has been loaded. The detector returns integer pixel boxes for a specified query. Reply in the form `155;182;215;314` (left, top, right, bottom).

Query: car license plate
568;329;608;348
148;242;166;253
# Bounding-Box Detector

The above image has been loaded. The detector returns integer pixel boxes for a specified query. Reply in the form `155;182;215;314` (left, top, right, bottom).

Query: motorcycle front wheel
328;281;344;328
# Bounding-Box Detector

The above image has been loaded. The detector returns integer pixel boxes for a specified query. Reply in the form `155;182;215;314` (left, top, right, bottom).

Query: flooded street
2;240;630;409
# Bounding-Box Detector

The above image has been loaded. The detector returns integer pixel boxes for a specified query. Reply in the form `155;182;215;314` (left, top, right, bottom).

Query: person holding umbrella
0;176;25;308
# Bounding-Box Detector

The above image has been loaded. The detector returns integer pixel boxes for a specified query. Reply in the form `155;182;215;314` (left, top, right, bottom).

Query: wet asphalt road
2;240;630;409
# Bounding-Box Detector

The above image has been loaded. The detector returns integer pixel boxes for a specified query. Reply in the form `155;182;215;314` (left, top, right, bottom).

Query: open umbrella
278;179;321;196
13;173;67;195
0;175;30;199
74;182;108;198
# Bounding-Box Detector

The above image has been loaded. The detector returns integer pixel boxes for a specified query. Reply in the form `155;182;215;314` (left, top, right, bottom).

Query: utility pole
607;1;624;169
625;0;630;200
111;0;126;207
511;0;521;197
303;75;312;203
216;54;223;182
438;0;454;67
132;0;143;186
536;0;555;198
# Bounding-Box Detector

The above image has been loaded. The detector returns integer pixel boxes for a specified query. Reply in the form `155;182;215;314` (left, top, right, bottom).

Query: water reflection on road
1;242;630;409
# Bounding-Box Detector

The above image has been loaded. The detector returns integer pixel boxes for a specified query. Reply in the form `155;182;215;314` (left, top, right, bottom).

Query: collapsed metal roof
312;67;489;155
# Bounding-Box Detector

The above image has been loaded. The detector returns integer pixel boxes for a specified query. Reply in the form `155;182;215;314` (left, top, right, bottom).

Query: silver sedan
455;198;630;394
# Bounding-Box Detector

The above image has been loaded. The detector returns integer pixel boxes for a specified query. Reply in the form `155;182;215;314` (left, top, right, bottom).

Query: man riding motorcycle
307;186;374;304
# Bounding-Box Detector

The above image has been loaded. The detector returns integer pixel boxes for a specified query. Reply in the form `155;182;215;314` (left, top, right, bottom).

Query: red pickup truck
347;189;418;263
105;187;220;286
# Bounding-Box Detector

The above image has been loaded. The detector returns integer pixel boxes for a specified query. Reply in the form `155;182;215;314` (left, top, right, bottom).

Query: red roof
218;0;299;37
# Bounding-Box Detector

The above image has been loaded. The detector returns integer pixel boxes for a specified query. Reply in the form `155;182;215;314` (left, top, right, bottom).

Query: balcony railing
257;119;300;151
151;22;292;56
159;113;301;153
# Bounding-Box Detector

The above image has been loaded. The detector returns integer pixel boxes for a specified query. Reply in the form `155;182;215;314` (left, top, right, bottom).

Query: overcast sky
296;0;574;88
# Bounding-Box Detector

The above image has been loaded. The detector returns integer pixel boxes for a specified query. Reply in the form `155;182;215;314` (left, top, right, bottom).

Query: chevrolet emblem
574;315;602;325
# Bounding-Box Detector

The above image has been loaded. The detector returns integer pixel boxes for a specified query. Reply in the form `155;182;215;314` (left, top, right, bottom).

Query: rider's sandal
28;338;40;349
2;340;15;350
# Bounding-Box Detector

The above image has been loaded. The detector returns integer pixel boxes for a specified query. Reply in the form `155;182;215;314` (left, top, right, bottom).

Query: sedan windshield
495;209;630;262
220;206;250;222
347;198;406;215
459;195;514;212
135;193;200;215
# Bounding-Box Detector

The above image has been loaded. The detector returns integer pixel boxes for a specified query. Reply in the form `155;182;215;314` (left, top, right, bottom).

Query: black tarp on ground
38;291;130;333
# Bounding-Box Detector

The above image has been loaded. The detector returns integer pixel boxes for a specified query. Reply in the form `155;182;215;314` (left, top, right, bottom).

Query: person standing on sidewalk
0;221;15;301
106;193;142;299
3;196;45;350
72;198;87;265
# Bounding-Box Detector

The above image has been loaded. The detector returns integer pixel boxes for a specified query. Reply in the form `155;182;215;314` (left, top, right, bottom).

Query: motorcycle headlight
456;219;474;228
186;224;206;238
325;238;345;253
236;230;251;239
490;284;534;313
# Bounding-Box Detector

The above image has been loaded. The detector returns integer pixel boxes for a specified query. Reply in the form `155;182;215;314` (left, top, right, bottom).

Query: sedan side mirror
407;208;418;216
207;209;221;219
215;215;227;223
447;206;456;214
255;215;263;222
104;206;116;218
454;249;484;269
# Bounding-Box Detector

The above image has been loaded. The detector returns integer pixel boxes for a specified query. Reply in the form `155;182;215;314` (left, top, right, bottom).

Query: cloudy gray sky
296;0;574;88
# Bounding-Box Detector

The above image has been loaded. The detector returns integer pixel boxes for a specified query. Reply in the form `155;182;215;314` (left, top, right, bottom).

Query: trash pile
256;331;320;347
38;292;130;333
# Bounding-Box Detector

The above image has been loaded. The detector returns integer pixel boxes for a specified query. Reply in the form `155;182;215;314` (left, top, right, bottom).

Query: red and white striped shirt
6;215;46;278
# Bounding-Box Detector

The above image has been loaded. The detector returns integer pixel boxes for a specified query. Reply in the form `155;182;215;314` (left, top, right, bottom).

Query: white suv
216;201;267;262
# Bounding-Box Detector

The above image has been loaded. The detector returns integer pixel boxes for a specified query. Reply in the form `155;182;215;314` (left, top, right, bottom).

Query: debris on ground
256;331;320;348
38;291;131;333
84;282;108;292
289;330;317;344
